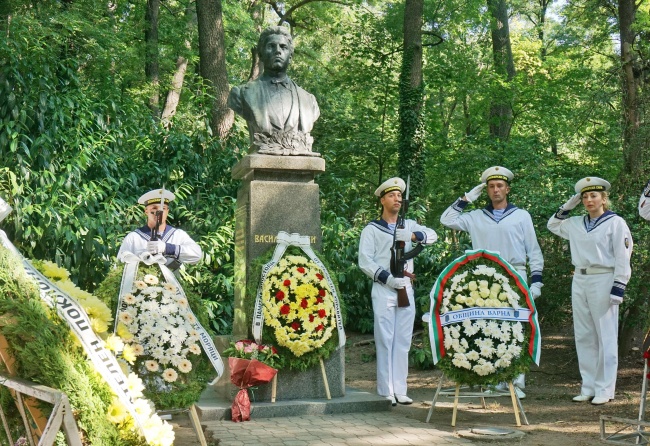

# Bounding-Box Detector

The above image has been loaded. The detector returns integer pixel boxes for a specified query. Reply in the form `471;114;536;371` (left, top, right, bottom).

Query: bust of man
228;26;320;156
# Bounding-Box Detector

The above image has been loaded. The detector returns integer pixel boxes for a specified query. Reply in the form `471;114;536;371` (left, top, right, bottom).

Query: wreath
428;250;541;387
247;241;344;372
261;255;337;357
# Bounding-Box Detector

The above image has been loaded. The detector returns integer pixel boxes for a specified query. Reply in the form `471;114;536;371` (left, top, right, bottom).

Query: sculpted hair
257;26;294;56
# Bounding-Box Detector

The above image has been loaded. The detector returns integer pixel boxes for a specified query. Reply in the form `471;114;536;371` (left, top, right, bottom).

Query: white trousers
572;272;618;399
372;285;415;397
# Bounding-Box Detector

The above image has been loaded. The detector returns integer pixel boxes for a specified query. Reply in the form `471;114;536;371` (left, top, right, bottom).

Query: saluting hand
560;193;582;211
464;183;486;203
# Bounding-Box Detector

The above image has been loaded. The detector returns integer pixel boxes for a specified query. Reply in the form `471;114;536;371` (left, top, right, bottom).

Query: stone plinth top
232;154;325;181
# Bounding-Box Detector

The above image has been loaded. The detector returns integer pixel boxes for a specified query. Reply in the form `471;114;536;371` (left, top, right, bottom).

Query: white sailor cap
374;177;406;197
138;189;175;206
575;177;610;194
480;166;514;184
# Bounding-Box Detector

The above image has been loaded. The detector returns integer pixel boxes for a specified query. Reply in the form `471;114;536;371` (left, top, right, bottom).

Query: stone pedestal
231;154;325;339
224;154;346;401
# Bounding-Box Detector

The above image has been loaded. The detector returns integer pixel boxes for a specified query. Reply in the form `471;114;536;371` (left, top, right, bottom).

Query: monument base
213;336;345;402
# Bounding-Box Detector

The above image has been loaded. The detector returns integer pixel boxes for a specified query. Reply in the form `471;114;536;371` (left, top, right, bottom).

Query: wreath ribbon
428;249;541;366
252;231;346;350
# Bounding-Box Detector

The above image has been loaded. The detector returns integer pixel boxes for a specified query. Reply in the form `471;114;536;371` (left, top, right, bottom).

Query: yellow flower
90;317;108;334
116;323;134;340
106;399;128;424
105;334;124;353
39;260;70;281
122;344;137;364
56;279;94;301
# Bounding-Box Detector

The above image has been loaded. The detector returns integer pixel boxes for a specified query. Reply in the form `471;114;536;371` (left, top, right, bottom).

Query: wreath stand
425;373;528;427
599;356;650;444
268;357;331;403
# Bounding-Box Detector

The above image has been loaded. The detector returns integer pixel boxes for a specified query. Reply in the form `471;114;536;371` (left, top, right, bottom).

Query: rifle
390;176;424;307
150;187;165;242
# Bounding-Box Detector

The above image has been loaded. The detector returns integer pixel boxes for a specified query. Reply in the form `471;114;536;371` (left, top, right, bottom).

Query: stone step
196;386;391;421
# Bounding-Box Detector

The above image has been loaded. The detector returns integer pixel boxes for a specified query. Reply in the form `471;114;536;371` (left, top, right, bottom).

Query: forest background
1;0;649;363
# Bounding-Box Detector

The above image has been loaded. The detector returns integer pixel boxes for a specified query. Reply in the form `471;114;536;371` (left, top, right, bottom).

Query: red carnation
309;314;315;322
318;289;326;297
291;322;301;331
318;309;326;318
316;324;324;332
283;279;291;286
316;297;324;304
316;273;324;280
301;299;309;309
297;267;306;274
280;304;290;315
275;290;285;300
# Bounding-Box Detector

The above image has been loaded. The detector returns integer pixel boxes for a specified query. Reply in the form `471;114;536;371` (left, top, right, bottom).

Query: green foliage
0;246;145;445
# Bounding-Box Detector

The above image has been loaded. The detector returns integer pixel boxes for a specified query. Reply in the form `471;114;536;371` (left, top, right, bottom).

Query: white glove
560;193;582;211
147;240;166;255
464;183;486;203
610;295;623;306
386;275;407;290
529;283;543;300
395;228;411;242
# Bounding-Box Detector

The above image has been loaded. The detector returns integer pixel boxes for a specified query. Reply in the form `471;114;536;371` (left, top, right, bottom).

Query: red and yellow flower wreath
261;255;336;357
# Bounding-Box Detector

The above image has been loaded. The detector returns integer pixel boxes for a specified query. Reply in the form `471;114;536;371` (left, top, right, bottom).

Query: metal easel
600;358;650;445
426;372;529;427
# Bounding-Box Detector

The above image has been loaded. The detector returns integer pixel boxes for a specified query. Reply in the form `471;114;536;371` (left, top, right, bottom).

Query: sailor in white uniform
639;179;650;221
548;177;632;406
358;177;437;406
440;166;544;398
117;189;202;271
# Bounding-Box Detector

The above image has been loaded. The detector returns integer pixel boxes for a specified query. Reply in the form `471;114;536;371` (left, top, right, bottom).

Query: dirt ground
172;325;649;445
343;326;649;446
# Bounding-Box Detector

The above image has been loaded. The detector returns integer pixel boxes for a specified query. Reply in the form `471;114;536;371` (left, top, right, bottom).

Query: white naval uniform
640;180;650;221
440;199;544;284
441;198;544;390
548;209;632;399
117;225;203;270
358;219;437;398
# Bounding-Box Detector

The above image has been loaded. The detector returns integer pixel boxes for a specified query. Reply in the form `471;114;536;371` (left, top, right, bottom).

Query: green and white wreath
428;250;541;387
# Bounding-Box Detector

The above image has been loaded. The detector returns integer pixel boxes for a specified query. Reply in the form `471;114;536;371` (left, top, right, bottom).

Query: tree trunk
398;0;424;197
161;56;189;126
161;5;197;126
144;0;160;117
196;0;233;140
487;0;515;140
619;0;642;177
